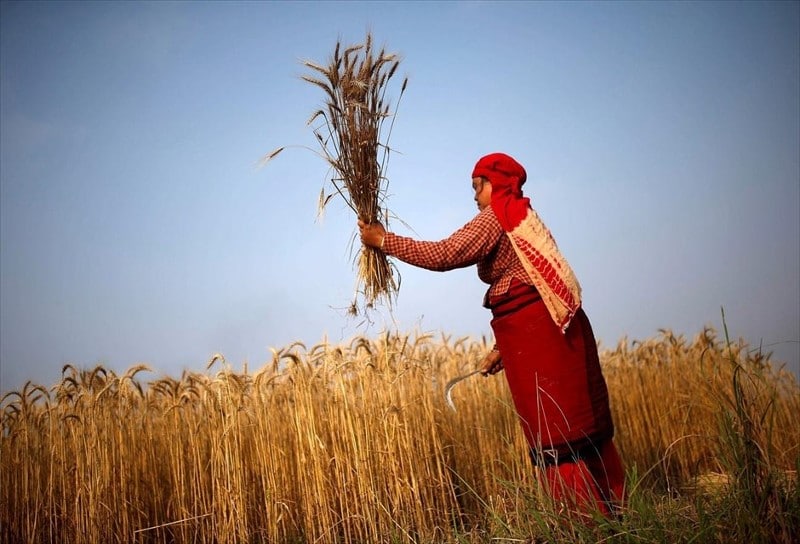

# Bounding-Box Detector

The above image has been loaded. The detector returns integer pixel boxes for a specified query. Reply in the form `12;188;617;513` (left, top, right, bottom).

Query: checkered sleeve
381;208;503;271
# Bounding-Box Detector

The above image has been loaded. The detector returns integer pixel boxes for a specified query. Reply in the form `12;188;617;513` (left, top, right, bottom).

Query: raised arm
359;208;504;272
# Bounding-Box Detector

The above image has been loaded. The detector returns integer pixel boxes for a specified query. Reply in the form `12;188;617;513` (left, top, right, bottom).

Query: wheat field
2;327;798;543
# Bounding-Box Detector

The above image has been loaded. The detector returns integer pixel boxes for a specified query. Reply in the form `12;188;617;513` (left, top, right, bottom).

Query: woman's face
472;177;492;211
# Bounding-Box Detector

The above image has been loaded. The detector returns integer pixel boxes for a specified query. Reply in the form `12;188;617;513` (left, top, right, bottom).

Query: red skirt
489;281;624;514
543;438;626;517
489;281;614;457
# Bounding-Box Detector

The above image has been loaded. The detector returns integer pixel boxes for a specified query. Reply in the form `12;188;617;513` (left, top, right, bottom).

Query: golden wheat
262;33;408;316
1;328;797;543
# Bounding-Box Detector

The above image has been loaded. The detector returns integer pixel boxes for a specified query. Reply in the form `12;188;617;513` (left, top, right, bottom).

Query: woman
358;152;625;517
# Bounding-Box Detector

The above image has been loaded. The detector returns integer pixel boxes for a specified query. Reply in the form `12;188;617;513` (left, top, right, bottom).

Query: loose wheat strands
132;513;212;536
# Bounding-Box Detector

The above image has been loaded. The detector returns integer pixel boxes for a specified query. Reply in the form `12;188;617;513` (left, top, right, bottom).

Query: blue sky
1;1;798;392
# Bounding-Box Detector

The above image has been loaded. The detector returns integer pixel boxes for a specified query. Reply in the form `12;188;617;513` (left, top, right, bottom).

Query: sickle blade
444;370;482;411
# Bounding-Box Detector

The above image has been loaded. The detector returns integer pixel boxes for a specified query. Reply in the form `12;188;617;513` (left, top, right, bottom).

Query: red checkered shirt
382;207;532;307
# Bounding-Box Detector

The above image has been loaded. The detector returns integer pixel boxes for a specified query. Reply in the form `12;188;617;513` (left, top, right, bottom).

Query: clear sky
1;1;798;393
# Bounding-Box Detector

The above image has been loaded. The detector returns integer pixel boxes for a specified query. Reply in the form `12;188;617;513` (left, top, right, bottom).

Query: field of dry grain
2;327;798;543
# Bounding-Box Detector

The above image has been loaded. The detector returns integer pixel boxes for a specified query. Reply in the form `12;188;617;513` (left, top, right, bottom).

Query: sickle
444;369;482;411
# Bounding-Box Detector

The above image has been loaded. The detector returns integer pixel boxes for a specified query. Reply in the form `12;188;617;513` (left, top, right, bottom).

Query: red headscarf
471;152;530;231
471;152;582;331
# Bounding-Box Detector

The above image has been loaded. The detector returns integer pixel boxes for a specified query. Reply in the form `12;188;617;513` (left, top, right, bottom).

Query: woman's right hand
479;349;503;376
358;219;386;249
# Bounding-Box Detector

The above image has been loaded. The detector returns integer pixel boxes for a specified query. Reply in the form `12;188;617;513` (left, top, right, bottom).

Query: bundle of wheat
264;33;408;315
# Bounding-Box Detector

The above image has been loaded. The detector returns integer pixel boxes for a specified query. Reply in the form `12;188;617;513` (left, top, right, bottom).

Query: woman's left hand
358;219;386;249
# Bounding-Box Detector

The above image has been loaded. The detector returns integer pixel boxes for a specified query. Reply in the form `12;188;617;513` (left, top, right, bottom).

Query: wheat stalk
263;33;408;315
2;329;799;542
